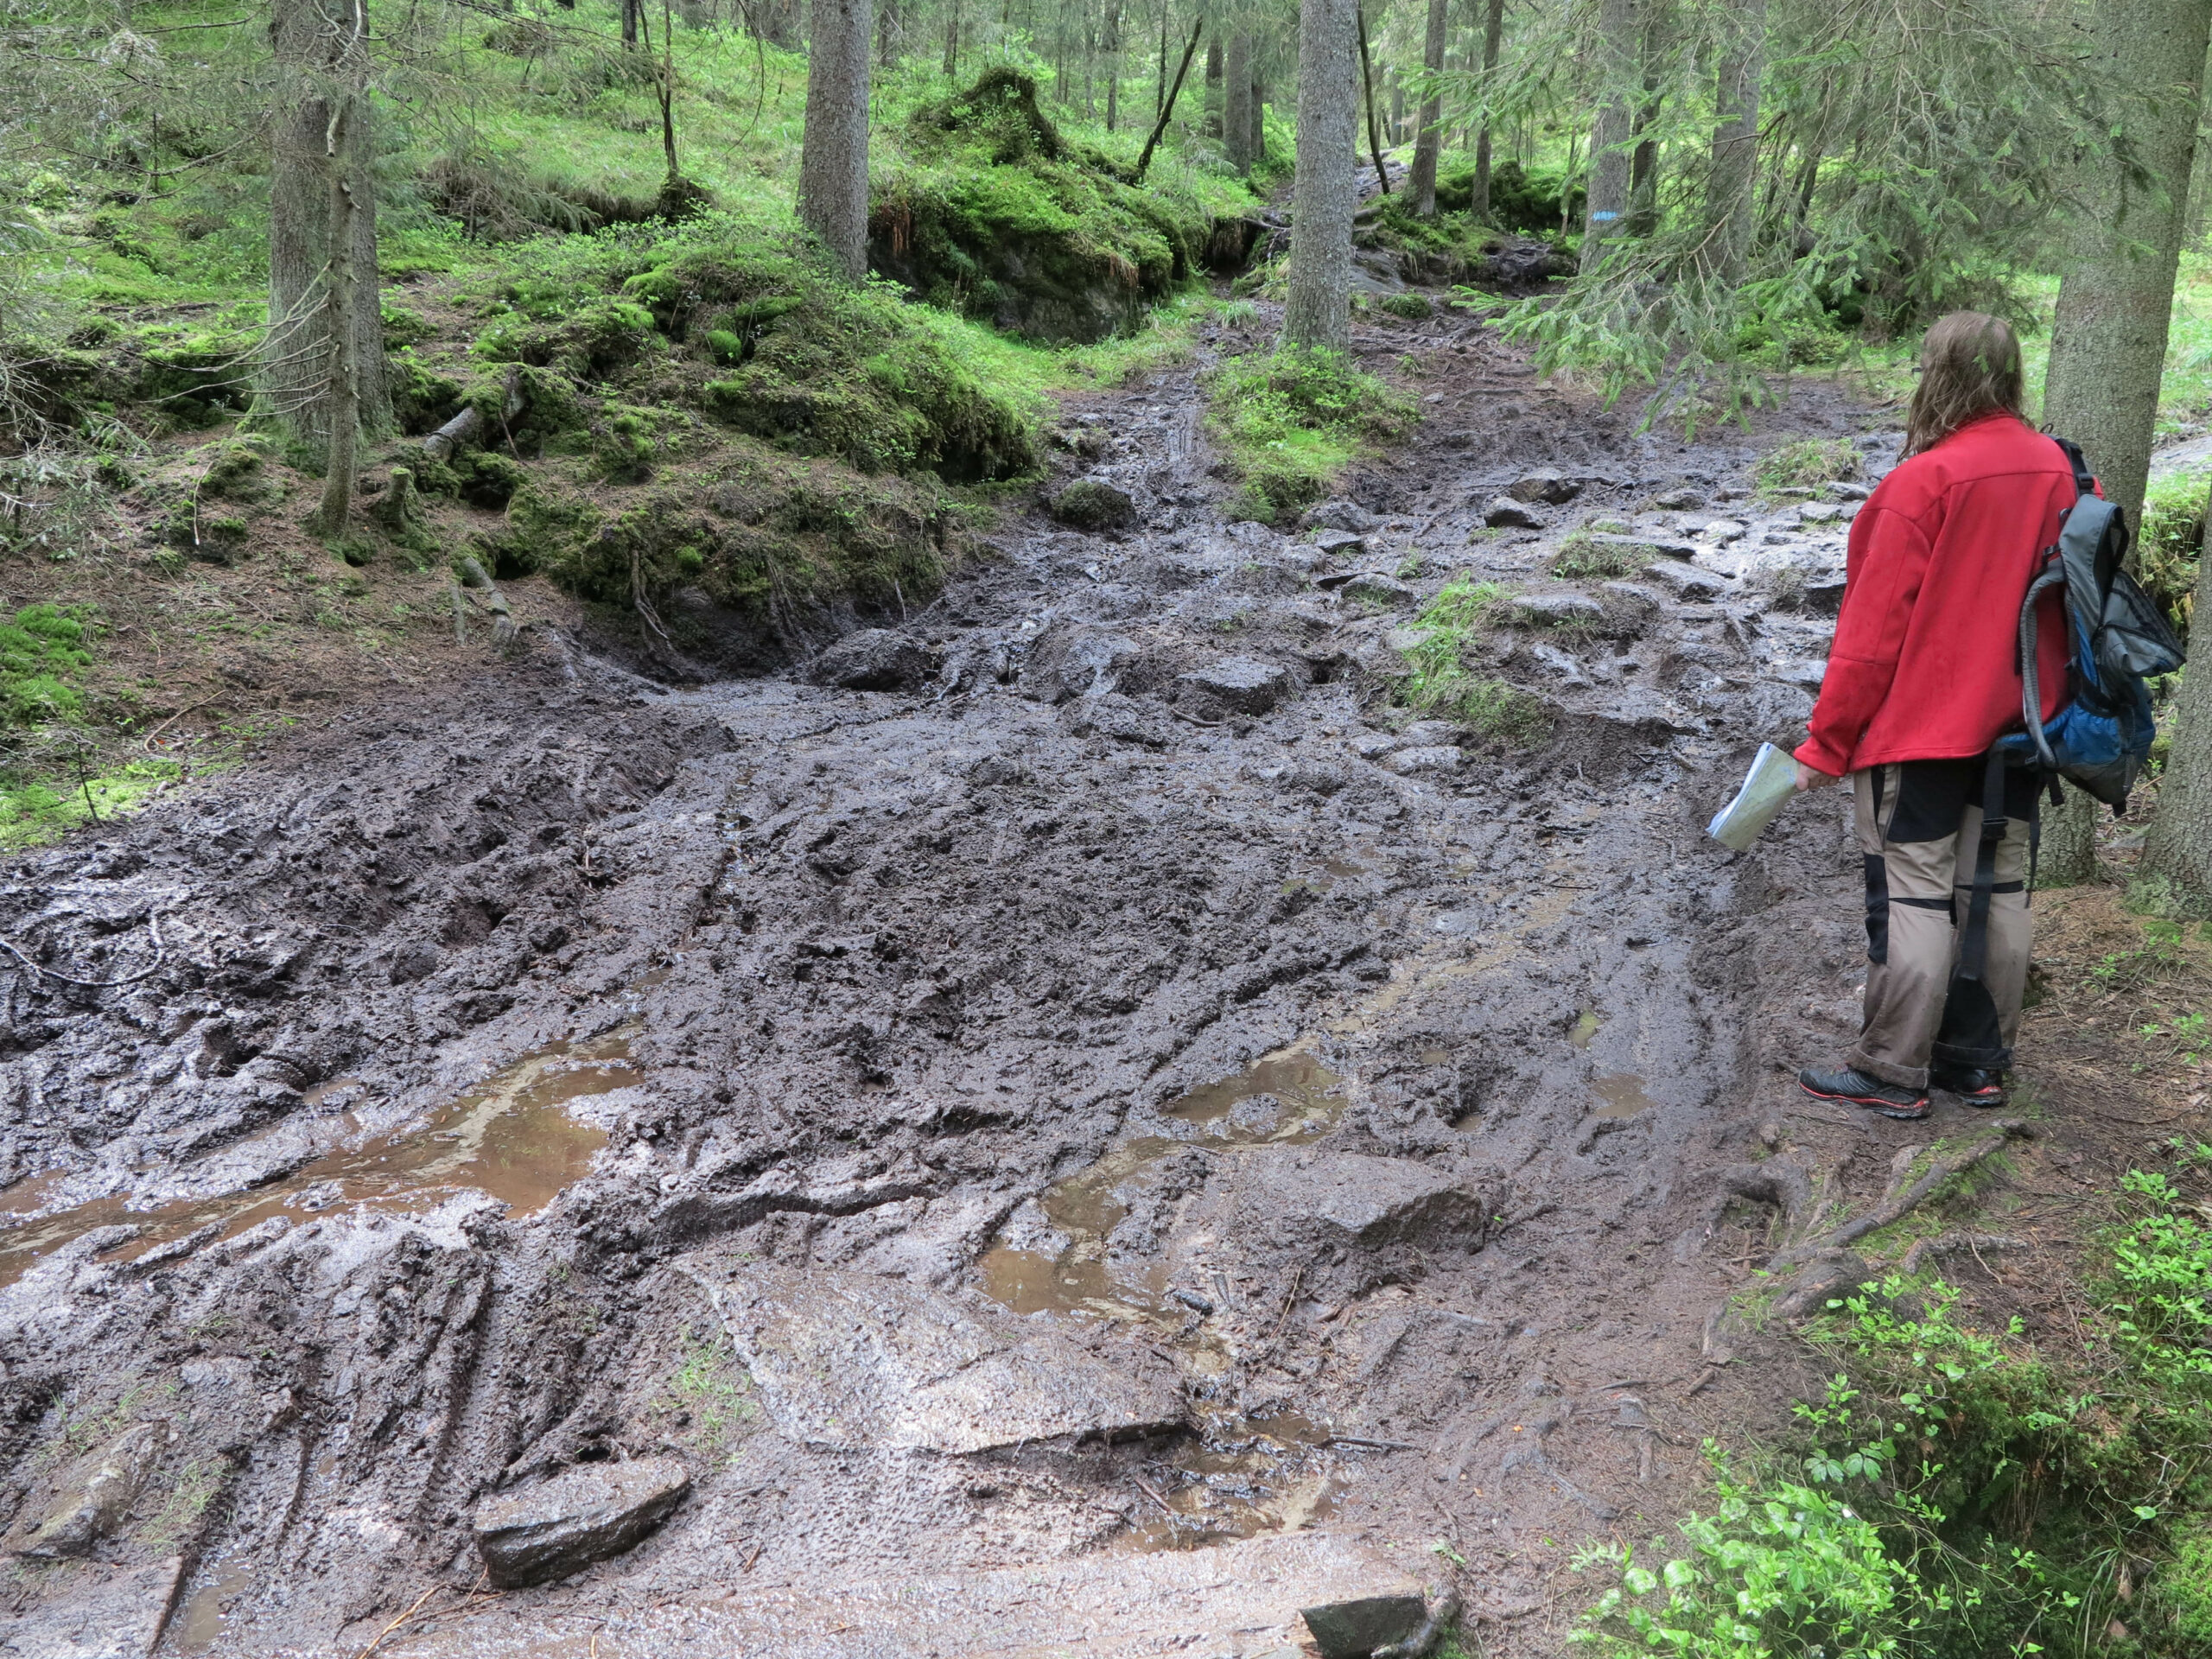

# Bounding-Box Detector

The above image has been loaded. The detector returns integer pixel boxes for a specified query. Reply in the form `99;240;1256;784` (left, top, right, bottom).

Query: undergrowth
1202;346;1416;524
1390;574;1550;747
1573;1154;2212;1658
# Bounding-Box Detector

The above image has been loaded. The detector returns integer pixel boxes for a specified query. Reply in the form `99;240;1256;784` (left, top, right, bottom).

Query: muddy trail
0;305;1928;1657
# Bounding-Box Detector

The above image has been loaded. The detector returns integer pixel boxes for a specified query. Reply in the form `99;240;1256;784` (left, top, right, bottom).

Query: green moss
475;295;661;381
2171;1514;2212;1643
1203;346;1416;524
0;604;93;724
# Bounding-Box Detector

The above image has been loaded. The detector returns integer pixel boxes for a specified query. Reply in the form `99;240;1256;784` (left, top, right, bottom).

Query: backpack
1992;437;2188;807
1937;439;2189;1074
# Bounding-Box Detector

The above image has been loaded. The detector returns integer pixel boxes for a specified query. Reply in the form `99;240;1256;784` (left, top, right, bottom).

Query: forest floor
0;288;2206;1659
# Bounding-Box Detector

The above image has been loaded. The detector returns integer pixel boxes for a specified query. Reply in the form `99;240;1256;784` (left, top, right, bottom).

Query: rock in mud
809;628;942;692
1650;486;1706;511
1300;1588;1429;1659
1641;562;1732;601
1387;746;1464;777
9;1422;166;1559
689;1262;1183;1453
1313;528;1369;557
1506;467;1580;505
1178;657;1295;715
1170;1149;1486;1300
1510;592;1605;628
1340;573;1416;608
1304;499;1381;534
1051;480;1136;532
0;1556;183;1659
1483;495;1543;529
474;1457;692;1588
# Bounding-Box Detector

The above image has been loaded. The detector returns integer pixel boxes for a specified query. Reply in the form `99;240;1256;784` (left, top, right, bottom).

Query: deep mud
0;304;1940;1656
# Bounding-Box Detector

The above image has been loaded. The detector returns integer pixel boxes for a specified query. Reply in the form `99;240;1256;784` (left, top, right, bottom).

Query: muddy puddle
1119;1406;1339;1553
1592;1074;1656;1119
0;1033;634;1287
978;1052;1346;1325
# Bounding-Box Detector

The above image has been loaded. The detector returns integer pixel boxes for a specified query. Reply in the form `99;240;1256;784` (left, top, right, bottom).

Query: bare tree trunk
1408;0;1447;215
1224;32;1253;175
1156;3;1169;118
1282;0;1358;351
1134;15;1202;180
1249;68;1266;163
1580;0;1637;271
2045;0;2212;887
1625;0;1670;237
1204;35;1224;137
308;99;359;537
1471;0;1502;219
877;0;900;67
1104;0;1122;130
1357;6;1389;195
1701;0;1763;281
798;0;873;278
2145;535;2212;895
943;0;959;73
267;0;388;454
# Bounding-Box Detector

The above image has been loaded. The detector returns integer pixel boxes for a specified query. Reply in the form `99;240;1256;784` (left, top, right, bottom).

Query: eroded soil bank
0;306;2021;1657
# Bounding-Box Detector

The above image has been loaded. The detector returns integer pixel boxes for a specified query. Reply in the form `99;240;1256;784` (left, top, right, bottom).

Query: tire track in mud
0;314;1894;1656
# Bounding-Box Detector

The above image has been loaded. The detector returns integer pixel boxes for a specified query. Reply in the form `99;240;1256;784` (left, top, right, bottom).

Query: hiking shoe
1932;1065;2006;1108
1797;1064;1930;1120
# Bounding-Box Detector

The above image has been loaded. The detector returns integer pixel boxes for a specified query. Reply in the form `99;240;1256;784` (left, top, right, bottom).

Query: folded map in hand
1707;742;1799;850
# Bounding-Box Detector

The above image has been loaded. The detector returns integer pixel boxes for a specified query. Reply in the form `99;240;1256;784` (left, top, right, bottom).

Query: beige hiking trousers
1848;760;2035;1090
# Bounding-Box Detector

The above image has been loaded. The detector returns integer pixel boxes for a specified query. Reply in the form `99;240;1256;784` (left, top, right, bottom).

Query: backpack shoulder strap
2050;435;2094;500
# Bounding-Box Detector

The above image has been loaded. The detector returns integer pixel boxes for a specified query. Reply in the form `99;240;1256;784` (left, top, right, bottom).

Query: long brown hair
1903;311;2026;457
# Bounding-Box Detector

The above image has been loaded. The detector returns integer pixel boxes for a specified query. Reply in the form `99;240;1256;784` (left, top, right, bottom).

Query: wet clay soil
0;304;2003;1656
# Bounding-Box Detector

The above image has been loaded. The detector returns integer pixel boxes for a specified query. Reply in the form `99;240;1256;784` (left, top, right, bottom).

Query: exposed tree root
1770;1118;2029;1270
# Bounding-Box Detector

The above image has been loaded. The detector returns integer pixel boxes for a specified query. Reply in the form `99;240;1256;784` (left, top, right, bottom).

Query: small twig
1133;1474;1176;1516
141;696;218;751
353;1584;442;1659
1329;1434;1417;1451
0;914;166;988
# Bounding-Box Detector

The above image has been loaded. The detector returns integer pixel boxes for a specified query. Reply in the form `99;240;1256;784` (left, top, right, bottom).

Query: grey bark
308;98;359;536
1580;0;1638;271
1470;0;1502;219
1205;35;1224;137
1282;0;1359;351
267;0;389;452
877;0;900;66
2144;535;2212;896
797;0;873;280
1224;33;1253;175
942;0;958;74
1702;0;1764;282
1408;0;1448;216
1105;1;1122;130
2045;0;2212;887
1250;70;1266;163
1357;6;1390;196
1625;0;1669;237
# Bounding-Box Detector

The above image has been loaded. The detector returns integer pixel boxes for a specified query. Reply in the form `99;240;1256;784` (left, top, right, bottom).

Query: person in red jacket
1793;311;2075;1121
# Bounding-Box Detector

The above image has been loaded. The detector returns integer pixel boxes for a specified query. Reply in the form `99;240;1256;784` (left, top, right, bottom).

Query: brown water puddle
0;1033;633;1288
1117;1406;1339;1553
977;1052;1346;1324
174;1561;252;1654
1592;1073;1656;1119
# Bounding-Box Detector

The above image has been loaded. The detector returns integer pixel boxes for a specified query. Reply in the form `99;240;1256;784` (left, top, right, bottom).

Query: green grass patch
1202;345;1416;524
1390;575;1550;747
1551;531;1654;580
1755;437;1863;502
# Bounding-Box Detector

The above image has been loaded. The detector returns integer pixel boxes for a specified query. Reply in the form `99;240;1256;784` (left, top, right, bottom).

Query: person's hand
1795;760;1840;792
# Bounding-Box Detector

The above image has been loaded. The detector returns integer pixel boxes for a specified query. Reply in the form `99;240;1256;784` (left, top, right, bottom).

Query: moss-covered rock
869;71;1213;344
1051;480;1135;531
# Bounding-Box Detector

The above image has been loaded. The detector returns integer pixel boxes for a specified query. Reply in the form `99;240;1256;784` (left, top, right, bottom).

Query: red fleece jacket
1796;412;2075;777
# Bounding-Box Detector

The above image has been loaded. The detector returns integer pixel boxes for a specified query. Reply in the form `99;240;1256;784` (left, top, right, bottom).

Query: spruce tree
1282;0;1359;350
798;0;875;280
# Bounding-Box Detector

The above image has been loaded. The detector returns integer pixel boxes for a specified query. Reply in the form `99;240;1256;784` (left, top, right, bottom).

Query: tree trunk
1357;6;1389;195
1104;0;1122;130
1204;35;1224;137
624;0;640;48
1135;15;1203;181
943;0;958;74
1580;0;1638;271
1224;33;1253;175
267;0;389;455
1701;0;1763;282
1156;5;1169;119
1408;0;1448;216
1470;0;1503;219
1624;0;1669;237
877;0;900;67
308;99;359;537
1282;0;1358;351
2046;0;2212;886
1250;70;1266;163
798;0;872;278
2143;539;2212;896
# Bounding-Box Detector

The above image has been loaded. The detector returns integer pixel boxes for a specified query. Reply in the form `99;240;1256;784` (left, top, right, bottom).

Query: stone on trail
400;1531;1424;1658
689;1262;1183;1453
1304;499;1381;534
1505;467;1580;505
1641;562;1732;601
1697;518;1747;544
9;1422;166;1558
1483;495;1543;529
1178;657;1296;715
0;1556;182;1659
1300;1588;1431;1659
1313;528;1368;557
474;1457;692;1588
1650;486;1706;512
1050;479;1136;531
1340;573;1416;608
808;628;941;692
1510;592;1605;627
1388;746;1465;777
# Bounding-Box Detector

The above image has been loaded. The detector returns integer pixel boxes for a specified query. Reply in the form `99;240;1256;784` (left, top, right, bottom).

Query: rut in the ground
0;311;1904;1657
